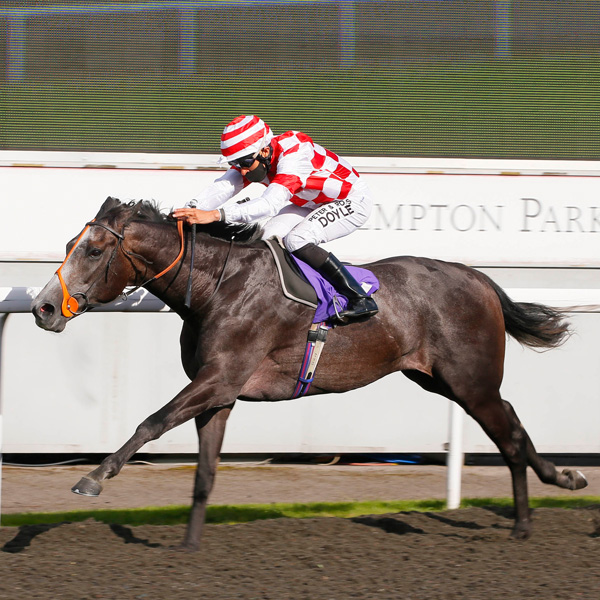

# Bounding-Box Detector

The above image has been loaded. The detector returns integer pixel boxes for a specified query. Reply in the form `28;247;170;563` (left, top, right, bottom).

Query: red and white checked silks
190;118;373;252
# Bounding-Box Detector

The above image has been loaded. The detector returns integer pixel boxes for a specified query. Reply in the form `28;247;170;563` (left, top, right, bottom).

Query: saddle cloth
264;237;380;323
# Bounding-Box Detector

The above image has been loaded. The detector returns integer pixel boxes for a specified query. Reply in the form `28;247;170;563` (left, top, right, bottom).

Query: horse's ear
133;199;146;214
95;196;121;219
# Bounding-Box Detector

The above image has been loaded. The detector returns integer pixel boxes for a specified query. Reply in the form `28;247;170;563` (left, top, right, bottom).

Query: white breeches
261;180;373;253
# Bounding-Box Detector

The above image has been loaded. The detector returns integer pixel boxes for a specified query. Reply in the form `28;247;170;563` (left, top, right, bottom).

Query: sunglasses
228;152;259;169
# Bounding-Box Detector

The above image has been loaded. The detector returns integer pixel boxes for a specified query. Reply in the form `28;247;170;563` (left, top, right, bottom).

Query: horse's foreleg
71;408;180;496
181;405;233;551
71;376;237;497
502;400;588;492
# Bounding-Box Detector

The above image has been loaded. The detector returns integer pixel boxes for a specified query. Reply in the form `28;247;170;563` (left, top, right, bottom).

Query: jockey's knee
284;230;318;254
291;242;329;269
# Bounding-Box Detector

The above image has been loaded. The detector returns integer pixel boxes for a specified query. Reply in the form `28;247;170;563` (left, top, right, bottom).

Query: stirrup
338;297;379;321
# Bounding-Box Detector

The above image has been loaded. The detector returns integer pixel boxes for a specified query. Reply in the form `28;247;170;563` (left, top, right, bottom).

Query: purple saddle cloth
291;255;380;323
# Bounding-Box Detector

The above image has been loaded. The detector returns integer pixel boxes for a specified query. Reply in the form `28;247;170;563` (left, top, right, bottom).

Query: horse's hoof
510;521;532;541
562;469;588;491
510;527;531;541
71;477;103;497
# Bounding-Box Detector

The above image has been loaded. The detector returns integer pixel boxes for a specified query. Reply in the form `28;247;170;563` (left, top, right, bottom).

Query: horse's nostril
39;303;55;316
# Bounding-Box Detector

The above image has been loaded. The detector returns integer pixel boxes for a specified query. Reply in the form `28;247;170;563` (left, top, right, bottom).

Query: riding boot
292;244;378;321
318;253;379;320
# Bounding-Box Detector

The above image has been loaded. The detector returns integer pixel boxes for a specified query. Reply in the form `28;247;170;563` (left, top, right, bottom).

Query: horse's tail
487;277;571;349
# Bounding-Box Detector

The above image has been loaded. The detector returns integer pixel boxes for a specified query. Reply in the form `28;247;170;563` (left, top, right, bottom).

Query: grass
2;496;599;528
2;55;600;159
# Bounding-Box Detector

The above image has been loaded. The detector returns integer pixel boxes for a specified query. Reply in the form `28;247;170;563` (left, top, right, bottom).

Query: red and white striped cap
220;115;273;162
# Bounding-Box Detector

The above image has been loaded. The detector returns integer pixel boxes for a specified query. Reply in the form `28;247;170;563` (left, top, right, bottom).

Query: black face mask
245;161;268;183
244;144;272;183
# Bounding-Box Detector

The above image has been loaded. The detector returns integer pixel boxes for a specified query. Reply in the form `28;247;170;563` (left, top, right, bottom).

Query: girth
292;321;331;398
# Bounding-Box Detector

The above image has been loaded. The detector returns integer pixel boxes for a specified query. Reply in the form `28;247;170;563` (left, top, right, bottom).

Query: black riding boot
319;253;379;320
293;244;378;321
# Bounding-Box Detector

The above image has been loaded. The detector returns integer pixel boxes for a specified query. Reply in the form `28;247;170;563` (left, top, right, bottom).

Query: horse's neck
130;222;229;310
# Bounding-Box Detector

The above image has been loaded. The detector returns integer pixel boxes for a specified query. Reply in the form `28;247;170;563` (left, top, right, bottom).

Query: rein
129;219;186;290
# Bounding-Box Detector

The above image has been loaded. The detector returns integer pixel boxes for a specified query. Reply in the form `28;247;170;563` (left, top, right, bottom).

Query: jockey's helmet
220;115;273;163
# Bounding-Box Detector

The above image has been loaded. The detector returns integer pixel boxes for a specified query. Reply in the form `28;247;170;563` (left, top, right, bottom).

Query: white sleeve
186;168;244;210
222;182;292;223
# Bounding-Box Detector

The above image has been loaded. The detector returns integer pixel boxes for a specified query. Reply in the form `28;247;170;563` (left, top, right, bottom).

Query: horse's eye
88;248;103;258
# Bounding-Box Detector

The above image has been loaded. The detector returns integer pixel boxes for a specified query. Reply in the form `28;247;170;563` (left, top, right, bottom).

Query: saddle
264;237;380;324
263;237;319;311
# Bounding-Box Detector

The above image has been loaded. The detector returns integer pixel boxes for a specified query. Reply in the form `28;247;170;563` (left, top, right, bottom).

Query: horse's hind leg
458;390;532;539
405;369;531;536
502;400;588;492
181;405;233;551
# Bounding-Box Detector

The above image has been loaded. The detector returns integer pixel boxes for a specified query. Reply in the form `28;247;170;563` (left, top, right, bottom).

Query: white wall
3;152;600;266
1;152;599;454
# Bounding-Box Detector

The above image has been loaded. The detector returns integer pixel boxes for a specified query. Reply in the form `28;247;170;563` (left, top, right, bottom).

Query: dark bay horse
32;197;587;549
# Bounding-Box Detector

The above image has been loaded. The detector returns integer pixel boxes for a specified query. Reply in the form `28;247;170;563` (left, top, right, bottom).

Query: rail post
446;401;465;510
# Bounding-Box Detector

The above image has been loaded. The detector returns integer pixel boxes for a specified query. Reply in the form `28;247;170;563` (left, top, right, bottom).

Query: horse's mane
95;197;263;244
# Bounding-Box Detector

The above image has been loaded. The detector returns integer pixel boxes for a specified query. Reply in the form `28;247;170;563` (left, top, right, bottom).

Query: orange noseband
55;221;94;318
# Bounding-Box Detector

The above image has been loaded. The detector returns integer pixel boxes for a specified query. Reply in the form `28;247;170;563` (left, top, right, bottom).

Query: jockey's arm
173;180;292;225
188;168;244;210
222;151;311;223
172;168;244;224
222;182;292;223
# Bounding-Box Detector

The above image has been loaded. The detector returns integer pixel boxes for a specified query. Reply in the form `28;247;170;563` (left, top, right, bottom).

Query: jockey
172;115;378;322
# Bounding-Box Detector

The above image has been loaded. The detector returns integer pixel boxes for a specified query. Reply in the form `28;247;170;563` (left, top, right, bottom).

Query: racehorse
32;197;587;550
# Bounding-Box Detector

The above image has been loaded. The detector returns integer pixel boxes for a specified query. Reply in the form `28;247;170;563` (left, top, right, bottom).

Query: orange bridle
55;218;185;319
56;220;95;318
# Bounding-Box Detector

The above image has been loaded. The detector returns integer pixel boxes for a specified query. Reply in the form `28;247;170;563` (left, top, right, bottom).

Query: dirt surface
1;461;600;599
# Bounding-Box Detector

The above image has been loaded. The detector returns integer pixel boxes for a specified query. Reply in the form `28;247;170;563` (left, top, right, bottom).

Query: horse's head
32;197;155;332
